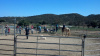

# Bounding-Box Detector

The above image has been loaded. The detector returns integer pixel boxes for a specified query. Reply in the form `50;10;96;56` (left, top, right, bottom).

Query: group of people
46;24;66;33
16;25;34;34
16;24;65;36
16;25;34;39
4;24;66;39
43;24;59;33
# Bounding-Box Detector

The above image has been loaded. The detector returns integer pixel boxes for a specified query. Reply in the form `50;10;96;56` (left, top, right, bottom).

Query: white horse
62;27;70;36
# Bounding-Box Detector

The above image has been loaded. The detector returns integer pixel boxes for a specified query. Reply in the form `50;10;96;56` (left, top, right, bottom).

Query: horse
62;27;70;36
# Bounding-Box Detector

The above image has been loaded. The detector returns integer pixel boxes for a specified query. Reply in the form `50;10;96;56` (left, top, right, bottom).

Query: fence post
2;25;3;35
36;36;38;56
82;34;86;56
59;37;61;55
14;18;16;56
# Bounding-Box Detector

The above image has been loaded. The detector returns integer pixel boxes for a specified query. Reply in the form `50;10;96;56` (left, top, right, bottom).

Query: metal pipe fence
85;38;100;56
14;35;84;56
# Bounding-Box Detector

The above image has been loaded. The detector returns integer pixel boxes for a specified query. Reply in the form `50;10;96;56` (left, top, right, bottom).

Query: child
8;27;10;35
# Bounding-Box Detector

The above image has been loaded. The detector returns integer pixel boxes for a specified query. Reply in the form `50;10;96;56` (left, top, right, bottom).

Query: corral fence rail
85;38;100;56
13;35;86;56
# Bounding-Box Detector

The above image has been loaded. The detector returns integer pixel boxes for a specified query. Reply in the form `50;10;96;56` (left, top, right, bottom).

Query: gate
13;35;86;56
85;38;100;56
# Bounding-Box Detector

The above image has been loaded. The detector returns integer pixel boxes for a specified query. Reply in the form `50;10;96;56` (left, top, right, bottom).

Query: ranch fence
85;38;100;56
14;35;85;56
14;35;100;56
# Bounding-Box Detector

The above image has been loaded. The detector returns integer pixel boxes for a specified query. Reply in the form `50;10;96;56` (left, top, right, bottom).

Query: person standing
16;25;19;34
31;25;34;34
8;27;10;35
5;24;8;36
19;26;22;34
62;24;65;32
56;24;59;32
44;25;46;32
38;25;41;33
25;26;30;39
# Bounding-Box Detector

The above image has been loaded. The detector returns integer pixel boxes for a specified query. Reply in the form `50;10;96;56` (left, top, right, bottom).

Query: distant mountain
0;13;100;26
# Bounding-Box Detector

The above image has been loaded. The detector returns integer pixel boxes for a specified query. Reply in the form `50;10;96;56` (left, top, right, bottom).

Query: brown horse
62;27;70;36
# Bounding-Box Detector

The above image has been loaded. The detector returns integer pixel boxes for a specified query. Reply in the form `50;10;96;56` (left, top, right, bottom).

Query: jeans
5;30;8;36
19;30;21;34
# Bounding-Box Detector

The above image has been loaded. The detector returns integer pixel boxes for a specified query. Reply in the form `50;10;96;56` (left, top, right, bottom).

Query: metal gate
85;38;100;56
13;35;86;56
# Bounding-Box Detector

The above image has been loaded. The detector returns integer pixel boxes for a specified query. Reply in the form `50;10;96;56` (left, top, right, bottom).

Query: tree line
0;13;100;28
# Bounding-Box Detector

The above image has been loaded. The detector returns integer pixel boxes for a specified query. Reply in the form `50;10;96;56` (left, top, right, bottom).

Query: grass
55;26;100;38
86;34;100;38
70;26;100;31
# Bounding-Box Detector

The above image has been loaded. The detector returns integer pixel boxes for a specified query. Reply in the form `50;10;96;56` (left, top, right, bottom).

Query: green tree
0;19;6;22
41;20;47;25
38;20;47;25
90;21;97;28
18;20;29;26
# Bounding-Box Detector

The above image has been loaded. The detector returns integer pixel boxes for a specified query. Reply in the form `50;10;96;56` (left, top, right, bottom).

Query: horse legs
65;31;67;37
68;32;70;36
68;32;69;36
62;32;63;36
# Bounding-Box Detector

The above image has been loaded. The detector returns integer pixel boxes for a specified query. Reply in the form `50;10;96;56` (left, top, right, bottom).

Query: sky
0;0;100;17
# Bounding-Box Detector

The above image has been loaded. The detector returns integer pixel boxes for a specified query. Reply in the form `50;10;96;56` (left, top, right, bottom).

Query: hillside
0;13;100;27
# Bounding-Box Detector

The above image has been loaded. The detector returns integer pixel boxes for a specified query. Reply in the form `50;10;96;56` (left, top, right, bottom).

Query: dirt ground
0;30;100;56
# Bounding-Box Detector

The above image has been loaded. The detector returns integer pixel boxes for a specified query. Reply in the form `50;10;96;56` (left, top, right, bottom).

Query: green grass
55;26;100;37
70;26;100;31
86;34;100;38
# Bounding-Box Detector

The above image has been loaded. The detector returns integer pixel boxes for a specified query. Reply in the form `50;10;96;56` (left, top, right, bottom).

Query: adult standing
25;26;30;39
31;25;34;34
5;24;8;36
38;25;41;33
62;24;65;32
19;26;22;34
16;25;19;34
56;24;59;32
44;25;46;32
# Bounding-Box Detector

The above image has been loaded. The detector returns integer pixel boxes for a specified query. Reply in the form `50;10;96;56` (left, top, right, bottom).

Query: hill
0;13;100;28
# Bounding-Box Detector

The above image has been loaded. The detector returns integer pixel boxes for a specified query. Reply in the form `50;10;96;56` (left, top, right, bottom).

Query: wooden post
81;34;86;56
